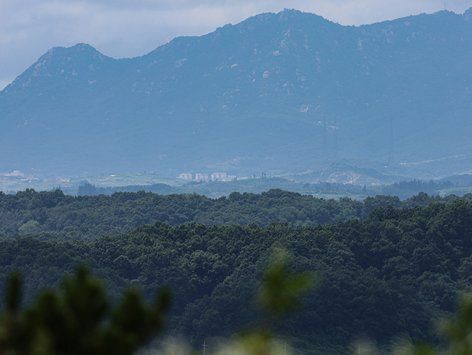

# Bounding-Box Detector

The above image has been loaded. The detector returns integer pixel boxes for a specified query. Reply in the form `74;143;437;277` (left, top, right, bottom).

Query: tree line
0;188;467;239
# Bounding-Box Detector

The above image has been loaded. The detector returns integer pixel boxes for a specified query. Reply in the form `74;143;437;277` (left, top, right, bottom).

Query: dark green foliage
0;198;471;351
407;294;472;355
258;249;313;316
229;250;314;355
1;189;366;238
442;294;472;354
0;189;469;239
0;267;170;355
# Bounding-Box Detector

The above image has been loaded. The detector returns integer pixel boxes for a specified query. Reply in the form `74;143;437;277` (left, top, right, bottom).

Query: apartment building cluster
178;172;234;182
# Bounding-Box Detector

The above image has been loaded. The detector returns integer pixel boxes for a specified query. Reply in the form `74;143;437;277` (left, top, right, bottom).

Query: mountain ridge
1;8;472;177
6;7;471;83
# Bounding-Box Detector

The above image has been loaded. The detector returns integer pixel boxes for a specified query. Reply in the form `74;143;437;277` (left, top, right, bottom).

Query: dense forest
1;191;471;352
0;189;467;239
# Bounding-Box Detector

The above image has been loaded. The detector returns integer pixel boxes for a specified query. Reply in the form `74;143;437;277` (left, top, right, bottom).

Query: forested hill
0;189;468;238
2;9;472;176
1;199;471;352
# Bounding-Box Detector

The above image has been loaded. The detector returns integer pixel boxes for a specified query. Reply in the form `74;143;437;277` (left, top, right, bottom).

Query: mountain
1;9;472;177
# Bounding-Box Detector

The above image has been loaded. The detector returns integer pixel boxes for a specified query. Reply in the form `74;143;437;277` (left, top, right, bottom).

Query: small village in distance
178;172;236;183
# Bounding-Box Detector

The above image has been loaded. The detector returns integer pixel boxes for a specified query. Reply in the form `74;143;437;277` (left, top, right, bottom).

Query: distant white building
211;172;229;182
178;173;193;181
179;172;234;183
194;173;210;182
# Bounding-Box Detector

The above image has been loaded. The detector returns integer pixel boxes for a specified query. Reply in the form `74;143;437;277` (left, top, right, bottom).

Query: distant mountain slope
1;9;472;176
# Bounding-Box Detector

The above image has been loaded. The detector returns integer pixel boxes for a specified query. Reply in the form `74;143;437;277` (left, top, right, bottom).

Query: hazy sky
1;0;471;90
